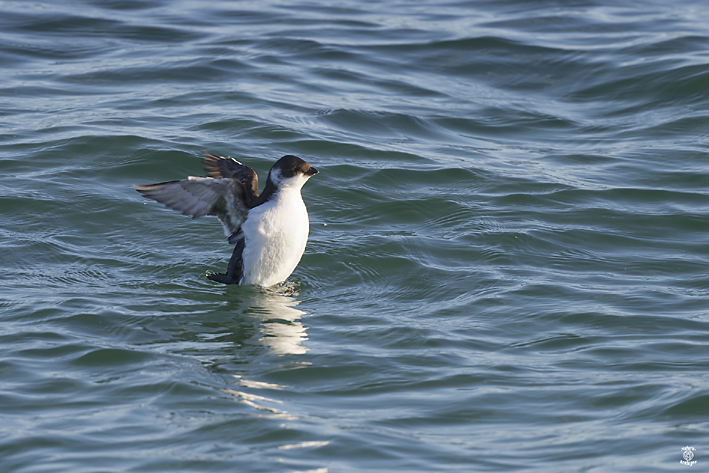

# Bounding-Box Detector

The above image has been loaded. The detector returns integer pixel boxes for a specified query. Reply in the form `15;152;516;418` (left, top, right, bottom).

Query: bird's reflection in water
244;283;308;356
221;284;309;419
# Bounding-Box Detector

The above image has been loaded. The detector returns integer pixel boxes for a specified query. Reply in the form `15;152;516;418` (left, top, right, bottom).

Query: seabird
135;153;318;286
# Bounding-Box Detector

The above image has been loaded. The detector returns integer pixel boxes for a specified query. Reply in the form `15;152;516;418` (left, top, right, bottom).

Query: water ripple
2;0;709;471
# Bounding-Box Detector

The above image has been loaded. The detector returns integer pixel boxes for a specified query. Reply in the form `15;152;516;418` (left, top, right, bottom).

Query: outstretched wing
134;176;249;242
203;152;259;204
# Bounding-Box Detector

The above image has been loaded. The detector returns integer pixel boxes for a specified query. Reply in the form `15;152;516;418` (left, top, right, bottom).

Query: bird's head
269;155;318;189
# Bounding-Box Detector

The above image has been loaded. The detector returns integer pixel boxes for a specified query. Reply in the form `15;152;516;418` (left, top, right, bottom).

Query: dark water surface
2;1;709;471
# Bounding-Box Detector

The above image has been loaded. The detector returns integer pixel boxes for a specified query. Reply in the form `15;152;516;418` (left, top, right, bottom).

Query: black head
272;155;318;179
249;155;318;207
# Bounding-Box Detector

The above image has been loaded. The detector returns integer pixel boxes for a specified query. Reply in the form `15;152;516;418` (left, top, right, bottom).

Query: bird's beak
306;167;319;176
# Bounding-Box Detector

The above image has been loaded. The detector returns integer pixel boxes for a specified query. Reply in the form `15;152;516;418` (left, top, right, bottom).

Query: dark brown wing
203;152;259;204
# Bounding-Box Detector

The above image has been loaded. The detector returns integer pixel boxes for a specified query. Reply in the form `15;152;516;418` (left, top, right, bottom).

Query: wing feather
135;176;249;241
203;152;259;204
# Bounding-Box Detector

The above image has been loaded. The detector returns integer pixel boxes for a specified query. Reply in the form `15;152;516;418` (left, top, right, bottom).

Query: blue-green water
2;1;709;471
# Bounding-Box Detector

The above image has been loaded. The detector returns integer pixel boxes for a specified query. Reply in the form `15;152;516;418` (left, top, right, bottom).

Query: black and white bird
135;153;318;286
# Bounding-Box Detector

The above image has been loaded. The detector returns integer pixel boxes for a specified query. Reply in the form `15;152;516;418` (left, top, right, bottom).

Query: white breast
239;187;310;286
